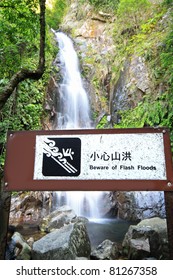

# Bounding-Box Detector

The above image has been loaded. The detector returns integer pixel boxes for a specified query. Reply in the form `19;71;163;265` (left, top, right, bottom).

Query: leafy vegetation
90;0;173;152
0;79;45;169
96;115;109;129
0;0;66;176
79;0;119;12
164;0;173;5
0;0;40;78
117;0;151;28
46;0;67;29
111;0;173;152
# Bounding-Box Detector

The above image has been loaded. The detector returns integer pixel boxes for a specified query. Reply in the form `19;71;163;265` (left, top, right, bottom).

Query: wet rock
9;192;53;226
32;221;91;260
39;205;76;232
72;216;89;224
100;192;118;217
111;56;152;124
27;237;35;249
91;239;120;260
70;221;91;258
122;217;169;259
13;232;32;260
115;191;165;221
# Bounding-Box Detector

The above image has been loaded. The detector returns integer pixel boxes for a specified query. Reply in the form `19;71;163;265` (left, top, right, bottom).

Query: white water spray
53;31;103;218
54;31;91;129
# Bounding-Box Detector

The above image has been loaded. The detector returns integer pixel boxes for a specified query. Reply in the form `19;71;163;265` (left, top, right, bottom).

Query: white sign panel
34;133;166;181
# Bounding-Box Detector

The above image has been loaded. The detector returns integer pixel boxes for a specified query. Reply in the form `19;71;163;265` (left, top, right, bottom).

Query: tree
0;0;46;110
0;0;46;260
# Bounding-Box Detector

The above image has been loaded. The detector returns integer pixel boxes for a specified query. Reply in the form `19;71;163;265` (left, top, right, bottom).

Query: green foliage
159;29;173;86
85;0;119;11
0;78;47;174
117;0;151;29
114;24;173;149
164;0;173;5
114;92;172;128
0;80;44;139
118;0;150;15
114;92;173;152
96;115;108;129
111;1;173;153
46;0;67;29
0;0;40;78
112;0;157;72
0;0;56;175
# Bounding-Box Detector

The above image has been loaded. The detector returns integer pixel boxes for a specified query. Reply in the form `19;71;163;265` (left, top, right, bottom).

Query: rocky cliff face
56;0;170;126
113;191;165;221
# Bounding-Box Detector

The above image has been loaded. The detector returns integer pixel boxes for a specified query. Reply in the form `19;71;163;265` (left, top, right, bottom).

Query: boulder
32;221;91;260
91;239;120;260
13;232;32;260
122;217;169;259
39;205;76;232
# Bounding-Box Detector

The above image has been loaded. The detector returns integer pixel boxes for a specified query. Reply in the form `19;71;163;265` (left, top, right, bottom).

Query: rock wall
9;191;53;227
111;56;152;124
113;191;166;222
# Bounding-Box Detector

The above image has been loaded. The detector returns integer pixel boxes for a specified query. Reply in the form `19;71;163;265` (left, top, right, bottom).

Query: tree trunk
0;176;11;260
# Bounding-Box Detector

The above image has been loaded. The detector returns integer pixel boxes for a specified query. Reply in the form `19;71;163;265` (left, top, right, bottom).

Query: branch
0;0;46;110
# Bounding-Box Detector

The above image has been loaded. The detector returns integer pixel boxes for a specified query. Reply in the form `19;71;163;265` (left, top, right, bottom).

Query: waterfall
52;31;103;218
54;31;91;129
53;191;104;219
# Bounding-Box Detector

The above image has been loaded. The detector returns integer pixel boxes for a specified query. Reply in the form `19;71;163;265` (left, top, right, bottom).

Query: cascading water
53;191;103;219
52;31;103;218
54;31;91;129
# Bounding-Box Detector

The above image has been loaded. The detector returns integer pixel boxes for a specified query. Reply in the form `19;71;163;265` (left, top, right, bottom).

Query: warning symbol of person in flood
42;137;81;176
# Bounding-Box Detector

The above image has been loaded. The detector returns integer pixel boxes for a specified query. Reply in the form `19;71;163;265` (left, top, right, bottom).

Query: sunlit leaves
117;0;151;28
46;0;67;29
0;0;40;77
87;0;119;11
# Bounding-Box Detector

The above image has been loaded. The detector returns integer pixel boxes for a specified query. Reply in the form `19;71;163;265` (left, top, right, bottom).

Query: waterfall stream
54;31;91;129
52;31;103;218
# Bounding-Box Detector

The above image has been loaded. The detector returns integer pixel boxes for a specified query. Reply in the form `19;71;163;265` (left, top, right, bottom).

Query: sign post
0;186;11;260
164;192;173;259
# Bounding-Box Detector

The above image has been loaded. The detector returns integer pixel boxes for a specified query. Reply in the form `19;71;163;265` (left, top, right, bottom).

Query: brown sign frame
4;127;173;191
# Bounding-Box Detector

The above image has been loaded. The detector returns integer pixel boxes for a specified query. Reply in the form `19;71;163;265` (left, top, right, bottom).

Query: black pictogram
42;137;81;176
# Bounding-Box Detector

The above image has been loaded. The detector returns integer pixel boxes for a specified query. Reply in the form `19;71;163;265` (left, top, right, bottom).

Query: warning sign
4;128;173;191
34;133;166;181
41;137;81;177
